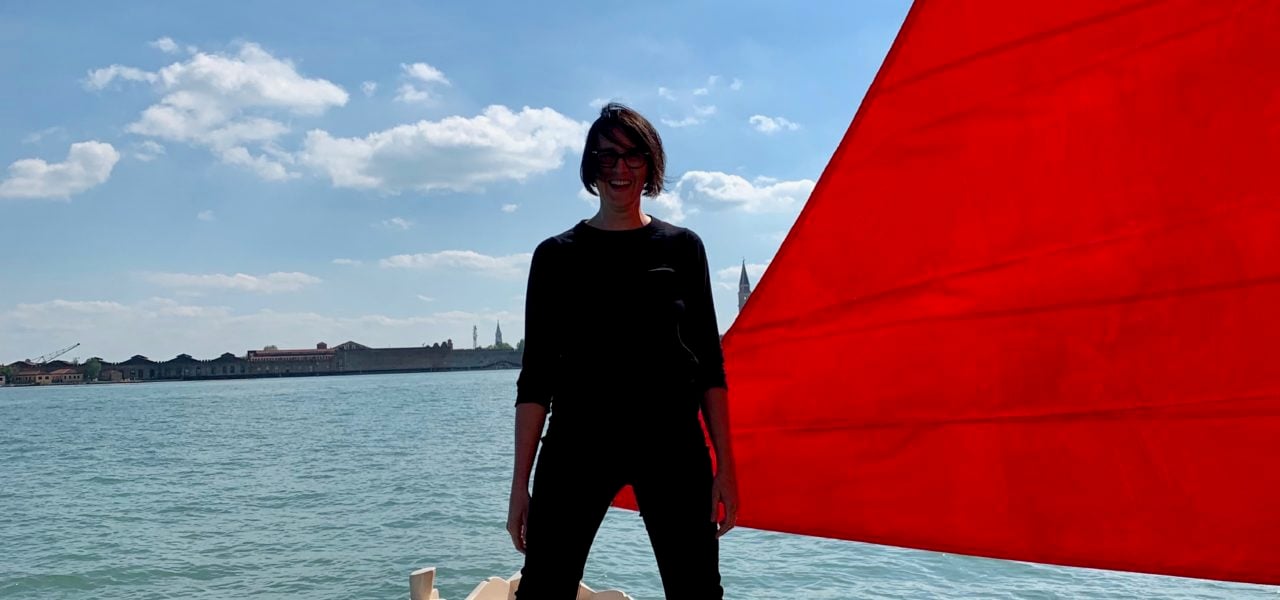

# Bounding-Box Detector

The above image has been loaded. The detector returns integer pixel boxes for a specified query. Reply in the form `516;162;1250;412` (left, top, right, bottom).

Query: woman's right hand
507;485;531;553
509;403;546;554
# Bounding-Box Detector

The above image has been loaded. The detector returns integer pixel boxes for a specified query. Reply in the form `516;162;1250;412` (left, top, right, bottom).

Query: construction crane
30;342;80;365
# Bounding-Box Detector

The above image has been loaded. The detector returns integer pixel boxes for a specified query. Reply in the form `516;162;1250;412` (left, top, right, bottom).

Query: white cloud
380;216;413;230
652;191;687;224
134;140;166;161
661;116;700;128
85;65;158;89
144;271;322;294
93;42;347;180
0;141;120;199
730;78;743;91
193;117;290;149
501;203;518;213
149;37;180;54
300;105;588;193
394;83;432;104
402;62;450;86
379;250;532;278
332;258;362;266
148;299;232;319
417;295;435;302
694;76;720;96
660;105;716;129
154;43;347;114
218;146;297;180
650;171;815;219
749;115;800;134
588;98;609;108
655;77;720;126
361;81;378;97
679;171;814;212
12;299;131;317
22;126;65;144
197;210;215;221
394;62;449;104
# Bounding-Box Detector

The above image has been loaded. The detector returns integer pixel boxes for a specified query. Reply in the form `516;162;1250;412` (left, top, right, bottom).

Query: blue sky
0;0;910;363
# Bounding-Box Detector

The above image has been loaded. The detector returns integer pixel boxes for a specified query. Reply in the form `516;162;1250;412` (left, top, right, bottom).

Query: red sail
722;0;1280;585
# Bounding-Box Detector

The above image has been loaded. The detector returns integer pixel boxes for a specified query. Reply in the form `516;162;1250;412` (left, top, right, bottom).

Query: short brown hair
580;102;666;198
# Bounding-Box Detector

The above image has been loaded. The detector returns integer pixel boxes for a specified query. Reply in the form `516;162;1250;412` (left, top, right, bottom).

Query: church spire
738;259;752;312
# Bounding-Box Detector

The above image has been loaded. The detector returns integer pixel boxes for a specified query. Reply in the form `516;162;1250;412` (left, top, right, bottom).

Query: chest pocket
640;265;700;376
640;265;685;323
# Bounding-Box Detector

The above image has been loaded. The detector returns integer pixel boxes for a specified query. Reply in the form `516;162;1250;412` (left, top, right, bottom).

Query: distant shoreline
3;343;522;387
0;362;519;388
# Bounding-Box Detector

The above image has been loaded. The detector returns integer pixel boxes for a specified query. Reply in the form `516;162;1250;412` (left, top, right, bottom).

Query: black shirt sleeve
515;240;557;408
683;232;728;391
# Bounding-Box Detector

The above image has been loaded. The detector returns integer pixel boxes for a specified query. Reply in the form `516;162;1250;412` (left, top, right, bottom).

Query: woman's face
594;128;649;209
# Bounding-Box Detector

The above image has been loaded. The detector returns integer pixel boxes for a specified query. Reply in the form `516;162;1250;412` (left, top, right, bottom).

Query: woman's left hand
710;466;739;538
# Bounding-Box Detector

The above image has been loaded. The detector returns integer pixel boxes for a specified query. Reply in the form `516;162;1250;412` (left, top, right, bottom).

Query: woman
507;103;738;599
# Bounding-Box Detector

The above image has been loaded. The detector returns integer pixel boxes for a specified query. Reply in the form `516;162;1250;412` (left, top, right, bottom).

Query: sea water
1;372;1273;599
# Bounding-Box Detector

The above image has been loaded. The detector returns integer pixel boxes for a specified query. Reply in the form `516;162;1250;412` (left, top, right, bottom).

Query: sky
0;0;912;363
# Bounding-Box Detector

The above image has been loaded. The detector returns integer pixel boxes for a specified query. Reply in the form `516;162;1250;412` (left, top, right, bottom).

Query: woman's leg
516;437;623;599
632;443;723;600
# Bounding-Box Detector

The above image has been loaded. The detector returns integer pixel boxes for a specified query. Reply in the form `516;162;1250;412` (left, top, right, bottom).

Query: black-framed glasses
592;150;648;169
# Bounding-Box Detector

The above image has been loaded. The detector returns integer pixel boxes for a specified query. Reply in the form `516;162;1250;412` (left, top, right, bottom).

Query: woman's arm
683;232;728;391
685;232;738;536
702;386;738;537
509;241;557;553
512;403;548;490
508;402;547;553
515;241;558;409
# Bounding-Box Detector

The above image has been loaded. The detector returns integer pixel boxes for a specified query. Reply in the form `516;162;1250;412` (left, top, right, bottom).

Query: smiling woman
579;105;666;205
507;103;737;599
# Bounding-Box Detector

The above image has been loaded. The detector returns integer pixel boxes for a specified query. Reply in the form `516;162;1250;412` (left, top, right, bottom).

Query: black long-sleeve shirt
515;217;727;426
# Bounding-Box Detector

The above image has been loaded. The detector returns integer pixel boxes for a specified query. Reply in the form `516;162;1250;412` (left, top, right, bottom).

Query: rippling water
1;372;1274;599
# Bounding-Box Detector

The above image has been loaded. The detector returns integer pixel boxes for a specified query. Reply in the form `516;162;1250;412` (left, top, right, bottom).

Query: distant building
4;360;88;385
49;368;82;384
246;343;336;375
738;260;753;312
14;367;51;385
5;337;521;386
207;352;247;376
112;355;159;381
495;321;504;346
164;354;202;378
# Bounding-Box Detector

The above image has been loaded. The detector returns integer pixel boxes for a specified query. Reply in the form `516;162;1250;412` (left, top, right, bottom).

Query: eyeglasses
592;150;648;169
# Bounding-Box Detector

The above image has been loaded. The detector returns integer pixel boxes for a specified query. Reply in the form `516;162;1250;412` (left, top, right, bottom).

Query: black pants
515;423;723;600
